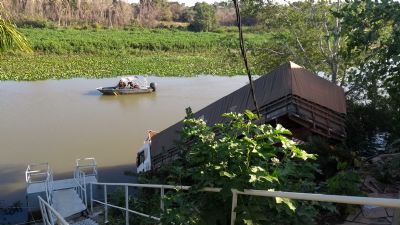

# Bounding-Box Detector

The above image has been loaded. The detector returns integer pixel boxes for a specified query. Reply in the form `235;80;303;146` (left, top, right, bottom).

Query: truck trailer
136;62;347;173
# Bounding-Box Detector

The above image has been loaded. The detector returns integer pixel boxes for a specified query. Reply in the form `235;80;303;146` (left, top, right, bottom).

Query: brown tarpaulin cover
150;62;346;158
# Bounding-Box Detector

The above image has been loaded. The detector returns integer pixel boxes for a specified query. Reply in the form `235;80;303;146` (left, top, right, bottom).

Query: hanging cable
232;0;261;118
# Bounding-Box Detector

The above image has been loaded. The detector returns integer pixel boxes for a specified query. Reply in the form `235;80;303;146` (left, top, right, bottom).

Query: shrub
15;19;47;28
326;170;361;196
189;2;217;32
160;109;319;225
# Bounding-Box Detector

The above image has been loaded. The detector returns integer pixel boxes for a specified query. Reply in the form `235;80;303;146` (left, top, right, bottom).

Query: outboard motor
150;82;156;92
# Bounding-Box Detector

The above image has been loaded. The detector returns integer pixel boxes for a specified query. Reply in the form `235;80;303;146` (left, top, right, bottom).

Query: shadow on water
83;90;102;96
97;92;158;109
0;164;26;188
0;163;137;224
0;164;29;224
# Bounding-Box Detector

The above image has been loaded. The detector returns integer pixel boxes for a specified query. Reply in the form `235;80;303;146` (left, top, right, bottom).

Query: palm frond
0;5;32;53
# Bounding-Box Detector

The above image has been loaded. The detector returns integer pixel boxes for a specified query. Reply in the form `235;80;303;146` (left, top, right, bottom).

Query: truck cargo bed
144;62;347;171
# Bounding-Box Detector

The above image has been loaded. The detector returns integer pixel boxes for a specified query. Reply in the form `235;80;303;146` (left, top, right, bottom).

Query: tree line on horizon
1;0;242;29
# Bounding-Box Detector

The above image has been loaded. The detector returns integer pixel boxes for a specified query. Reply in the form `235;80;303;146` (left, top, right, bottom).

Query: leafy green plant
159;110;319;225
325;171;361;196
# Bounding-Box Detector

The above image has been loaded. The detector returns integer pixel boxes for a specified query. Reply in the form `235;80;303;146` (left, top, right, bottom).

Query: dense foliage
340;0;400;141
157;110;321;225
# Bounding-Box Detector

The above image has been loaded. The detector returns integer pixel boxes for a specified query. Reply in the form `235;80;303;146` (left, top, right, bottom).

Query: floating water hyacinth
1;28;267;80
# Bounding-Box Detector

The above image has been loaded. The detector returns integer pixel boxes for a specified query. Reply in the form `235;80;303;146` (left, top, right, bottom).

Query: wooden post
160;187;165;212
392;192;400;225
231;190;238;225
125;185;129;225
104;185;108;223
90;183;93;213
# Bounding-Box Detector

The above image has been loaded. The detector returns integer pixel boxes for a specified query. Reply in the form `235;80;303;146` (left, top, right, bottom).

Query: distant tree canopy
189;2;217;32
1;0;231;28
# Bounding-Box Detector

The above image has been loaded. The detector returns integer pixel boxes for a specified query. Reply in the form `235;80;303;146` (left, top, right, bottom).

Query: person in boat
127;77;139;89
127;81;135;89
127;82;139;89
117;80;126;89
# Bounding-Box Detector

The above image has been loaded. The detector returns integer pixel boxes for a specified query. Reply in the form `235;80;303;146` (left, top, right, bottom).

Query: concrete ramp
53;188;87;218
72;218;98;225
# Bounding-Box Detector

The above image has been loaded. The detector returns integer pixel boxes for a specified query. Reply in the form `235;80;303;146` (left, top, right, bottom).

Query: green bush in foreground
160;110;320;225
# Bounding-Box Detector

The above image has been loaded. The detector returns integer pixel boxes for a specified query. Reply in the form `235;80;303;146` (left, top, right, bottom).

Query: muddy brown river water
0;76;248;223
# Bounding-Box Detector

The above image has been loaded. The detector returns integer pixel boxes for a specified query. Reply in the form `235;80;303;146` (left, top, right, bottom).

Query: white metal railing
88;182;400;225
230;189;400;225
90;182;221;224
26;163;54;204
74;169;88;208
76;157;98;178
26;163;50;184
45;170;54;205
38;196;69;225
74;158;98;208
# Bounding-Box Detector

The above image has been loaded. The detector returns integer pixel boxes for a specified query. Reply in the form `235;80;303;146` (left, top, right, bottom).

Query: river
0;76;248;223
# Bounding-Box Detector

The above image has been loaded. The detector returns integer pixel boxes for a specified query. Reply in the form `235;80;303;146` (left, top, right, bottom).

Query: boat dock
27;176;97;194
26;158;99;223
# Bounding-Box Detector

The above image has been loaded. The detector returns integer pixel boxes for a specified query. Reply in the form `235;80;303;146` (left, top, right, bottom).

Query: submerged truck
136;62;347;173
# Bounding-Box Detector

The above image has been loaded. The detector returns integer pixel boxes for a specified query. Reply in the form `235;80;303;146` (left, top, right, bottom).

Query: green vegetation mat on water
0;52;255;80
0;28;269;80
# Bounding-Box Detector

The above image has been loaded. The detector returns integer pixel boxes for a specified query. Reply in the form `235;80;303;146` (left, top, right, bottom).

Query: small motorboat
97;76;156;95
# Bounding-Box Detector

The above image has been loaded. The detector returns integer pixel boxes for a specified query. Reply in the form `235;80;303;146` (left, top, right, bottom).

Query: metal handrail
73;157;98;208
26;162;50;183
90;182;221;224
45;170;54;205
38;196;69;225
76;157;97;166
88;182;400;225
230;189;400;225
74;169;88;208
75;158;98;180
26;163;54;205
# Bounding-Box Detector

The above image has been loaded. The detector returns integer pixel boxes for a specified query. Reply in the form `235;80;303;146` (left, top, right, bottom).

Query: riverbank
0;28;269;80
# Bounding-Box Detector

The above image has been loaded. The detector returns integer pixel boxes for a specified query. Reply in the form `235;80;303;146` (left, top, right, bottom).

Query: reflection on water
0;76;248;223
